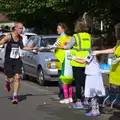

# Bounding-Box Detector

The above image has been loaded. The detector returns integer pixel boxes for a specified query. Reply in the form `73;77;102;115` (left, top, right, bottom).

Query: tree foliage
0;0;120;33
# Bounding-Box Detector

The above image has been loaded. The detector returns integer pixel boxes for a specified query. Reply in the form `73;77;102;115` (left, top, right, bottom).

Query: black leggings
72;67;86;100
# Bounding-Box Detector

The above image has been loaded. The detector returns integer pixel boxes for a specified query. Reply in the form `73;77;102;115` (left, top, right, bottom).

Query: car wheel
37;67;46;86
21;66;28;80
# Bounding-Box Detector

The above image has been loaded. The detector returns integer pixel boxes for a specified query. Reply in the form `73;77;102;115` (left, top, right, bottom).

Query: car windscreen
40;38;57;47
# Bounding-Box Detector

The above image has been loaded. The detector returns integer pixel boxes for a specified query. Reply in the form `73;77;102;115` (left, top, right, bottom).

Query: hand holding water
112;57;120;64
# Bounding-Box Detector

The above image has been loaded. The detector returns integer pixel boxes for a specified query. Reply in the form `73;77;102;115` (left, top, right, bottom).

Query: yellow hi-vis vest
110;40;120;86
70;32;91;67
55;35;72;70
114;40;120;57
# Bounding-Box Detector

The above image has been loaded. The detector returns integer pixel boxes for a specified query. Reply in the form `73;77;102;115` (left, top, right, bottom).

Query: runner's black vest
5;33;22;61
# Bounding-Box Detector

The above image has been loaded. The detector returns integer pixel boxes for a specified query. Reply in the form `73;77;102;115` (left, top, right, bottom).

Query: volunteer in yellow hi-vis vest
62;20;91;107
92;23;120;105
109;40;120;86
70;32;91;67
93;40;120;85
55;35;74;104
55;35;72;68
52;23;71;100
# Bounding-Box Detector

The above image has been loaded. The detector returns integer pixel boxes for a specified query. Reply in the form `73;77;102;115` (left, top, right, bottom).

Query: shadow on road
25;76;59;87
7;93;55;102
8;94;34;102
109;112;120;120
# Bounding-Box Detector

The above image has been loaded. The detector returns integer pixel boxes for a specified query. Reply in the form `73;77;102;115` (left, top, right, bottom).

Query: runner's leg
4;61;14;92
12;59;22;104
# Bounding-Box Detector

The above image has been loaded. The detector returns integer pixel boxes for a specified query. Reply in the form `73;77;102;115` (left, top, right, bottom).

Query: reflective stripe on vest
72;33;90;51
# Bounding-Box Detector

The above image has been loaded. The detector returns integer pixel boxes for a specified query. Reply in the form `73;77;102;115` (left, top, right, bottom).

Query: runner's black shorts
4;58;22;78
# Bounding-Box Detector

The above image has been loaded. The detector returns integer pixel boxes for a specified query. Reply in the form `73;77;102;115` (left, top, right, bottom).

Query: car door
0;34;6;68
22;36;40;76
0;44;5;68
22;36;35;75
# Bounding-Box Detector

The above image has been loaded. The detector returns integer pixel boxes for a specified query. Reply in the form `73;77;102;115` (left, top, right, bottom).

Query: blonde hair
74;19;88;33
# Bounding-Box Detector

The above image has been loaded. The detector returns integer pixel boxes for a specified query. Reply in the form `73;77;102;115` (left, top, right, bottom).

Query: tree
0;0;120;33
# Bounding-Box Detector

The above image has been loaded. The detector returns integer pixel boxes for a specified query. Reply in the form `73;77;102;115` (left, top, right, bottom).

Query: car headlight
47;62;56;69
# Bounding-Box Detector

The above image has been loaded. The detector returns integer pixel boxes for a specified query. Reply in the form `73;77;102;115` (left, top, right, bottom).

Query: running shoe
85;111;100;117
5;80;11;92
72;103;84;109
12;96;18;104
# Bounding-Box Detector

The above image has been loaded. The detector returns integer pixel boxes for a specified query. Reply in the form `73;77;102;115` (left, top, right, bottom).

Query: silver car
0;34;59;86
21;34;59;85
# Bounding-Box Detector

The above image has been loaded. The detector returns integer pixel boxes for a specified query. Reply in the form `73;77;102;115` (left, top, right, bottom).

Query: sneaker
83;101;90;109
83;100;89;105
5;80;11;92
12;96;18;104
72;103;84;109
69;98;73;103
59;99;69;104
85;111;100;117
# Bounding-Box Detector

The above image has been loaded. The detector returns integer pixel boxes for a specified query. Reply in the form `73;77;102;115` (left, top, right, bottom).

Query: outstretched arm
56;46;64;49
73;58;86;64
19;40;39;50
67;56;86;63
22;46;38;50
93;47;115;55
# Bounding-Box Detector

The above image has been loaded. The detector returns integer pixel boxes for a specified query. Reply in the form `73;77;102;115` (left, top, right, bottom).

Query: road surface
0;72;119;120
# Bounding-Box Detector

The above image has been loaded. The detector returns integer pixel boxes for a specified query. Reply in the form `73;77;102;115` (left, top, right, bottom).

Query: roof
0;14;9;22
39;34;58;39
24;32;37;36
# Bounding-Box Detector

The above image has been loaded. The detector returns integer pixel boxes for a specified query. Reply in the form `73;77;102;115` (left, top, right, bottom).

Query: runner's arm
0;35;10;45
19;40;39;50
22;46;38;50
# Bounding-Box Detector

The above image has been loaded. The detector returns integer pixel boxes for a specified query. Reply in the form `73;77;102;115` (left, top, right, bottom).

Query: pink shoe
12;96;18;104
5;80;11;92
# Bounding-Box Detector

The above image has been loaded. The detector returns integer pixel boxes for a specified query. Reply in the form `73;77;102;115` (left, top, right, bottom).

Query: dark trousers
72;67;86;101
58;70;64;99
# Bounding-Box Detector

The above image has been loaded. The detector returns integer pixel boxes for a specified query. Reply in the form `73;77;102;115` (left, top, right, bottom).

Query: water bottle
111;56;117;64
107;54;114;65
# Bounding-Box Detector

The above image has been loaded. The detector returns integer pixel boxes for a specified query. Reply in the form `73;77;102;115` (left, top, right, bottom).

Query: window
26;36;40;47
40;38;57;47
25;36;35;46
33;36;40;47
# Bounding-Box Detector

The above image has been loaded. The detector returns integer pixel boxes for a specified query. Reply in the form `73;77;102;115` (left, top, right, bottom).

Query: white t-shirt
85;54;101;75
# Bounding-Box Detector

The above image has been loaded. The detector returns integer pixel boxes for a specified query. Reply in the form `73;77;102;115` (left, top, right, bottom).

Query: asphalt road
0;72;119;120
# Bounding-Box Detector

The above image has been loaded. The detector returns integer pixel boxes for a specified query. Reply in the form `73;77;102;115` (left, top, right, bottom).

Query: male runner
0;22;38;104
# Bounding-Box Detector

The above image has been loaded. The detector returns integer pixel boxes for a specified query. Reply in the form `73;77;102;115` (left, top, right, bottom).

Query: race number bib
10;48;20;59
